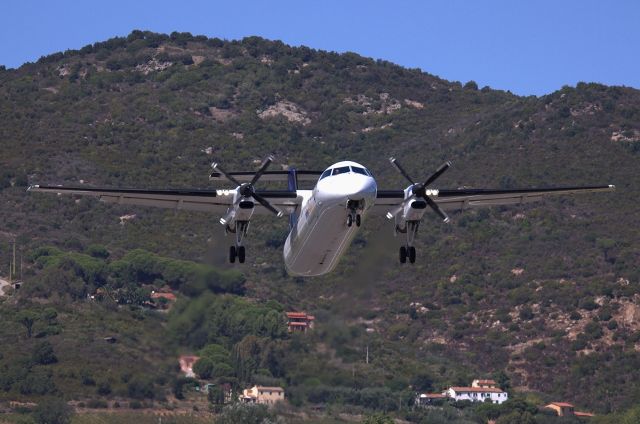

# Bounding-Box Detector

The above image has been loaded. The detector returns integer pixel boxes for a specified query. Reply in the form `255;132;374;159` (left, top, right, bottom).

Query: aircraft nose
346;175;377;200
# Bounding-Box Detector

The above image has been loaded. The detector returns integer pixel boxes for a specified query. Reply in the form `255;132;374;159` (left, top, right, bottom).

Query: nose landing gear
398;220;419;264
228;221;249;264
346;200;363;227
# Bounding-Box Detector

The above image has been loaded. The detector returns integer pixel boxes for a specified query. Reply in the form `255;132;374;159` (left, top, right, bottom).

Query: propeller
388;157;451;223
212;155;283;217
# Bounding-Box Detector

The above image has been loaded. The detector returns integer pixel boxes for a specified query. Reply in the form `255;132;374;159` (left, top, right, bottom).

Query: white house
446;386;508;404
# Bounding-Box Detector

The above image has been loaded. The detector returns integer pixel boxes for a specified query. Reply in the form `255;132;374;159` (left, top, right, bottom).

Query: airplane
28;156;615;277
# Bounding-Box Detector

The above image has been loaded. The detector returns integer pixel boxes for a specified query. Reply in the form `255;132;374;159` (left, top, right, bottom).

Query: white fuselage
283;161;377;276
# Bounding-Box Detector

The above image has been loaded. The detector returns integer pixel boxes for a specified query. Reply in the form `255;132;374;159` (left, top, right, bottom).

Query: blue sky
1;0;638;96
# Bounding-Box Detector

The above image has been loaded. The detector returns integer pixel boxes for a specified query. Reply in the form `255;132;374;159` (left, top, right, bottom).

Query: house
447;386;508;404
239;385;285;405
179;355;200;378
151;291;177;302
544;402;594;418
472;379;498;389
286;312;315;333
416;393;447;405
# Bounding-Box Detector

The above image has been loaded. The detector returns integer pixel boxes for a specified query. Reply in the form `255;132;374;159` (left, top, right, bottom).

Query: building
151;291;177;302
179;355;200;378
239;385;285;405
472;379;498;389
447;386;508;404
544;402;594;418
416;393;447;405
286;312;315;333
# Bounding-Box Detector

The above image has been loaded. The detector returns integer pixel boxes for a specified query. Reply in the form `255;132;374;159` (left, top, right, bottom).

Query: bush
32;398;72;424
32;341;57;365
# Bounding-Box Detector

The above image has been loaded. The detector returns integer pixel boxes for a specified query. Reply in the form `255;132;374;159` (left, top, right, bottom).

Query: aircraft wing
374;185;615;212
28;185;302;215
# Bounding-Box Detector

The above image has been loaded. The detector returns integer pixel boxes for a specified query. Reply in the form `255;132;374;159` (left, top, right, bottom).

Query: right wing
373;185;615;213
28;185;303;215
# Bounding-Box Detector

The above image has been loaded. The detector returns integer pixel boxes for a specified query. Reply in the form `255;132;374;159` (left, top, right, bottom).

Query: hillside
1;30;639;422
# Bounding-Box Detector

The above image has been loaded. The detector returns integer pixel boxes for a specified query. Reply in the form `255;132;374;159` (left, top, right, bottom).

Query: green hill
1;30;639;422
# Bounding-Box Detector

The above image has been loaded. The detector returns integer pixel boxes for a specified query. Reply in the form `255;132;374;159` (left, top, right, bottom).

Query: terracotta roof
574;411;595;417
475;379;497;384
288;322;308;326
151;292;177;301
450;387;505;393
548;402;574;408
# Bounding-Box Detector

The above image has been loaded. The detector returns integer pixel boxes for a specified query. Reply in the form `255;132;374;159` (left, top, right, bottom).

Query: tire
238;246;246;263
347;214;353;227
409;246;416;263
355;214;361;227
229;246;236;263
399;246;407;264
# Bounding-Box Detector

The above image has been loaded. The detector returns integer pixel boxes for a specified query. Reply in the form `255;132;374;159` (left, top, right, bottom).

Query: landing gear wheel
229;246;237;263
347;214;353;227
355;214;361;227
238;246;246;263
399;246;407;264
409;246;416;263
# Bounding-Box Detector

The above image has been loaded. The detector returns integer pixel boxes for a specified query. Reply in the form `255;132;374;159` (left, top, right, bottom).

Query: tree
17;310;37;338
32;341;57;365
32;398;72;424
193;357;214;379
216;403;275;424
363;413;394;424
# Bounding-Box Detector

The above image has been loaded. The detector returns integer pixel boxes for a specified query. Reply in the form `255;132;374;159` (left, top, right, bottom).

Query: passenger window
319;169;332;180
351;167;368;176
332;166;351;175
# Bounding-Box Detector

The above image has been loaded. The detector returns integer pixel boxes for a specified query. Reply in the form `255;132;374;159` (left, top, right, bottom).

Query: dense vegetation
0;30;639;422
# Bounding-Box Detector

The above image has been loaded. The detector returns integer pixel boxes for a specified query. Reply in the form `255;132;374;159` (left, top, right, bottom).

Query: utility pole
12;240;16;279
365;344;369;364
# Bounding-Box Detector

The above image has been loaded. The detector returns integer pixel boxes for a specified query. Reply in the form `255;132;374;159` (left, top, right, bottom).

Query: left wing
373;185;615;213
28;185;302;215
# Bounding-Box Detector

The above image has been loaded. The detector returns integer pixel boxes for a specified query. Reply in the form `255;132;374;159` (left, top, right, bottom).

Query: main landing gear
228;221;249;264
346;200;363;227
398;220;419;264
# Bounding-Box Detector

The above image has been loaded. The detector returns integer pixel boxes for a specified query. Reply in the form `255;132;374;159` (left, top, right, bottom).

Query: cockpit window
351;166;368;176
332;166;351;175
319;169;332;180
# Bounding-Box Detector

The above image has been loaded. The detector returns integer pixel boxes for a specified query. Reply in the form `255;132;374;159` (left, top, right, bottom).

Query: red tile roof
574;411;595;417
475;379;497;384
151;292;177;301
549;402;574;408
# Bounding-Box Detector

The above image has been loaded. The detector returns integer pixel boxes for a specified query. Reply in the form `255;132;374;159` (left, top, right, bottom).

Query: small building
286;312;315;333
151;291;177;302
544;402;575;417
447;387;508;404
179;355;200;378
416;393;447;405
472;379;498;389
240;385;285;405
544;402;594;418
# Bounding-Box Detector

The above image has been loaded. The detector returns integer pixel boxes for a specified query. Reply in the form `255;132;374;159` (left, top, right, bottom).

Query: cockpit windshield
351;166;367;176
319;169;332;180
332;166;351;175
319;165;373;181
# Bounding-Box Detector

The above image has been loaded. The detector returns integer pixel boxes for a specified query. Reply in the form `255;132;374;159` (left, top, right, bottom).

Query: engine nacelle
220;195;255;229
